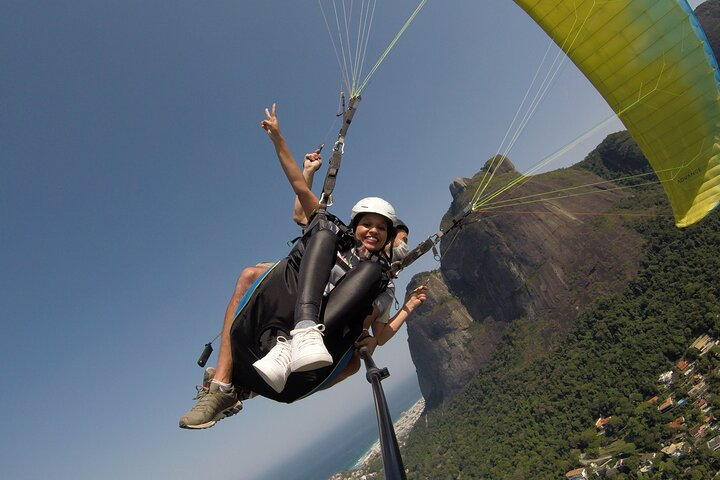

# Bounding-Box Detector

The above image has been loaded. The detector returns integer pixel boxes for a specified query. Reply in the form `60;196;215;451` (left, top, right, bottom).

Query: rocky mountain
328;3;720;480
404;0;720;412
697;0;720;58
407;133;651;408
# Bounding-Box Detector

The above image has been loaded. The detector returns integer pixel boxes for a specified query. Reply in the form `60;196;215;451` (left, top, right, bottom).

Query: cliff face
405;0;720;411
405;272;505;408
697;0;720;59
407;135;648;409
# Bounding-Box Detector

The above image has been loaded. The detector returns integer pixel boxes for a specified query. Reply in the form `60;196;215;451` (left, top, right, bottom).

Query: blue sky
1;1;705;479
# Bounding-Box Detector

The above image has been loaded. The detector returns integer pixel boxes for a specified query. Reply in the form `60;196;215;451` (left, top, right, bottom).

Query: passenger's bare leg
179;264;271;429
213;265;269;383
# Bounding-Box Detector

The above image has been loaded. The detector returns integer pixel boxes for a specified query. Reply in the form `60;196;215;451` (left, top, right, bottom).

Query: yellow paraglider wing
514;0;720;226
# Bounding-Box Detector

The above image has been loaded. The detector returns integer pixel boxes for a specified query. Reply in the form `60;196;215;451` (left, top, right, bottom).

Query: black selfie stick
359;346;407;480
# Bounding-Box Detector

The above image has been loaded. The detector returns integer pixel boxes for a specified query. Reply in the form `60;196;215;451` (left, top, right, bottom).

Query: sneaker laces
290;324;326;349
191;367;216;400
191;383;236;409
193;385;208;401
188;387;217;414
265;336;291;367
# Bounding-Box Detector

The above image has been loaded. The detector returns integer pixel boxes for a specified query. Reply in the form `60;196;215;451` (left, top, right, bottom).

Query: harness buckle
319;192;333;208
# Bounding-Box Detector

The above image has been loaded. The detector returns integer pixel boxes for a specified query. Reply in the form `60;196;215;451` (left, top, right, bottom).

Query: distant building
689;424;708;439
667;416;685;429
691;334;716;355
708;435;720;451
639;452;657;465
688;382;709;398
639;464;655;474
691;334;711;349
564;467;588;480
658;397;674;412
677;359;694;376
658;371;674;384
595;416;612;431
661;442;688;458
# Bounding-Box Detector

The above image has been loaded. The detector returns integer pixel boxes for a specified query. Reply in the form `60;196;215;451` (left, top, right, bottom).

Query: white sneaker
252;337;292;393
290;324;333;372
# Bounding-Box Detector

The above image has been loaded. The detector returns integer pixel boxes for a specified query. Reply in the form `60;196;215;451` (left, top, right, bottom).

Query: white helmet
350;197;397;228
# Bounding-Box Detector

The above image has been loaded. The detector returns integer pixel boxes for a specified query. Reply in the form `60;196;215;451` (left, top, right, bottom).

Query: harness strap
302;209;392;292
390;204;475;277
319;95;361;209
303;210;355;251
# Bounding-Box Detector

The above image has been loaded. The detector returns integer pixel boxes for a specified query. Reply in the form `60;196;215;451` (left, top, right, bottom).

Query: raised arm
261;104;319;219
293;150;323;225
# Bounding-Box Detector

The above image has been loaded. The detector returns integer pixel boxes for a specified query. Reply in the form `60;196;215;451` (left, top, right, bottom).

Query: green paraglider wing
514;0;720;226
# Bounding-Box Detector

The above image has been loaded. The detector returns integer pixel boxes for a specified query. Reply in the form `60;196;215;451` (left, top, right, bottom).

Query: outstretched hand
260;103;281;141
405;285;428;312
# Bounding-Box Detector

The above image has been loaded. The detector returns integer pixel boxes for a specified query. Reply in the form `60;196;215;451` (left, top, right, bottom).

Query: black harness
290;209;392;291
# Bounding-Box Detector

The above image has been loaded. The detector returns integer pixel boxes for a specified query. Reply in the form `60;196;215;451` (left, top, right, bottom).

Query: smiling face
353;212;390;252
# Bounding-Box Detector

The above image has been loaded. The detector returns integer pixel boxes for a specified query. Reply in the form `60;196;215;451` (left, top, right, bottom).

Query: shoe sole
290;353;333;373
179;401;243;430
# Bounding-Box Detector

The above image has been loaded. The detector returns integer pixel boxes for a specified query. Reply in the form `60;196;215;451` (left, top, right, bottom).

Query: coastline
255;374;422;480
331;397;426;479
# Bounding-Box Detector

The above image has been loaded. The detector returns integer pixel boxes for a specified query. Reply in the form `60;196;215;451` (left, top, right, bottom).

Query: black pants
230;225;385;403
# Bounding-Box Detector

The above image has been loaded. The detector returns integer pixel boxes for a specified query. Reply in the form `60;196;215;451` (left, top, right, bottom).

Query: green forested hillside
401;205;720;479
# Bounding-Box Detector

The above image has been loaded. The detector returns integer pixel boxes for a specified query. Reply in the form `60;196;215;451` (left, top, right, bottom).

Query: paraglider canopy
513;0;720;227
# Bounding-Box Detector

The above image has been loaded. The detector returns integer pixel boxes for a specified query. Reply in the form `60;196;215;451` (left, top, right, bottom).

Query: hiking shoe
203;367;216;389
179;382;242;430
290;324;333;373
203;366;255;401
253;336;292;393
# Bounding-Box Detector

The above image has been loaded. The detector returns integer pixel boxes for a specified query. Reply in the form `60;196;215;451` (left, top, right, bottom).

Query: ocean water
256;374;422;480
